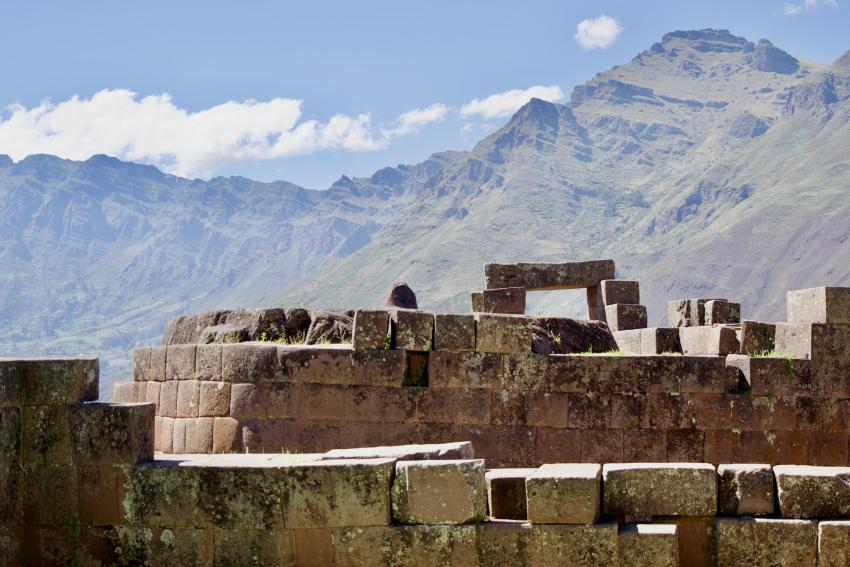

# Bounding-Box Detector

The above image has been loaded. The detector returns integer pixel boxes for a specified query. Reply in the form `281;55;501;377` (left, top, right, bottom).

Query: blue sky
1;0;848;187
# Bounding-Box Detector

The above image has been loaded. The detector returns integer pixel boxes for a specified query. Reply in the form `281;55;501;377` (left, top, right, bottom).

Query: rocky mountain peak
660;29;754;53
833;50;850;72
0;155;12;168
747;39;799;74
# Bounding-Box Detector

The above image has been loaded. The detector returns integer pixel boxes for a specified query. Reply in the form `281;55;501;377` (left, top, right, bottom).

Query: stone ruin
5;258;850;565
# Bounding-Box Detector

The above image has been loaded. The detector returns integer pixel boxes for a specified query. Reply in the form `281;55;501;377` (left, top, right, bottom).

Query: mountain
270;29;850;322
3;29;850;392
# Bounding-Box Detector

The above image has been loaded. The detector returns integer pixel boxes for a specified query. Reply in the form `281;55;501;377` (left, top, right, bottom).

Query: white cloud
0;89;450;178
574;15;622;50
783;0;838;14
459;85;566;120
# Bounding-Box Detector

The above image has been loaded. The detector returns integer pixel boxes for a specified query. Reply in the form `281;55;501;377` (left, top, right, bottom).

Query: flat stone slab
774;465;850;519
715;518;817;567
717;464;775;516
603;463;717;521
526;463;601;524
818;521;850;567
485;260;615;291
485;468;536;520
322;442;474;461
392;459;487;524
618;524;678;567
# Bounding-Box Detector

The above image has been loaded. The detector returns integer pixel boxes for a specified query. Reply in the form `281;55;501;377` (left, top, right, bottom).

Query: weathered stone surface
0;466;22;525
165;345;196;381
643;327;682;354
485;468;536;520
601;279;640;306
185;417;214;453
531;317;618;355
200;323;250;344
0;408;21;465
110;526;214;566
22;463;78;525
323;441;474;461
603;463;717;521
195;344;223;381
158;380;179;417
176;380;201;418
726;355;814;395
740;320;776;354
392;459;487;524
222;343;280;382
112;381;143;404
213;529;294;567
705;300;741;326
163;309;231;344
434;313;476;352
69;402;155;464
788;287;850;325
133;347;152;381
668;298;725;328
78;465;123;526
679;326;739;355
717;464;774;516
605;304;648;332
353;309;391;350
332;525;477;567
221;308;310;343
199;381;230;417
278;347;405;387
391;309;434;351
526;463;601;524
305;309;353;345
385;282;418;309
613;329;643;354
22;404;71;464
774;465;850;518
476;314;534;353
535;523;618;567
715;518;816;567
485;260;615;291
213;417;240;453
0;358;98;406
818;521;850;567
618;524;678;567
472;287;527;314
775;322;850;364
282;458;394;528
477;522;540;565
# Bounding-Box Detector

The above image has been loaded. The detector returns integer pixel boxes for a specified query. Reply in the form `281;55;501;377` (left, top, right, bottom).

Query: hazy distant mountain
3;29;850;392
271;29;850;322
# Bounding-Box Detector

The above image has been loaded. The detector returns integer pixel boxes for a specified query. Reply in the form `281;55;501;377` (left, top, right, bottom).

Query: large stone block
352;309;390;350
213;529;294;567
391;309;434;351
526;463;601;524
477;522;540;566
323;441;474;461
818;521;850;567
0;466;22;525
199;381;231;417
195;344;223;381
0;358;98;406
601;279;640;306
715;518;816;567
78;465;123;526
679;326;739;355
613;329;643;354
392;459;487;524
618;524;678;567
176;380;201;418
603;463;717;521
109;526;214;566
278;347;405;387
739;320;777;355
530;318;618;355
165;345;196;381
434;313;476;352
486;468;536;520
726;355;815;396
471;287;527;314
642;327;682;354
22;463;79;525
332;524;477;567
705;300;741;325
717;464;774;516
775;322;850;364
185;417;214;453
605;304;648;332
774;465;850;518
69;402;155;464
788;287;850;325
221;343;280;383
485;260;615;290
213;417;240;453
22;404;72;465
475;314;534;353
158;380;179;417
0;408;21;466
282;458;394;528
133;347;152;381
112;381;143;403
534;523;618;567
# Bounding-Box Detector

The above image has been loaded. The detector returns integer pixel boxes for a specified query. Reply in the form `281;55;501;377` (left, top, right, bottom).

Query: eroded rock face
385;282;418;309
531;317;618;355
305;310;353;344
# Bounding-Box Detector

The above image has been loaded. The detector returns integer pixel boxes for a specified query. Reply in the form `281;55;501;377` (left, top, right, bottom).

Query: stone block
109;526;213;565
788;286;850;325
601;279;640;306
534;523;618;567
322;441;474;461
775;322;850;364
195;344;223;381
526;463;601;524
485;468;536;520
391;309;434;351
471;287;527;314
22;404;71;465
740;321;776;354
199;381;231;417
0;466;22;525
715;518;816;567
727;355;815;396
477;522;540;566
177;380;201;418
150;346;167;381
158;379;179;417
642;327;682;354
173;418;187;453
705;300;741;325
0;526;21;565
133;347;152;381
717;464;774;516
165;344;196;381
69;402;155;464
159;417;174;453
613;329;643;354
112;381;143;403
774;465;850;518
185;417;214;453
392;459;487;524
434;313;476;352
618;524;678;567
78;465;123;526
476;314;534;353
679;326;739;355
818;521;850;567
213;417;241;453
143;381;161;410
605;303;648;332
22;463;78;525
0;358;98;406
221;343;280;383
485;260;615;290
352;309;390;350
0;408;21;465
213;529;294;567
527;391;569;428
282;458;394;528
332;525;477;567
603;463;717;521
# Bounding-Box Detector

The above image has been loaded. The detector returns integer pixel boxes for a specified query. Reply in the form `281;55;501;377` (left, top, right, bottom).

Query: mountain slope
270;30;850;323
